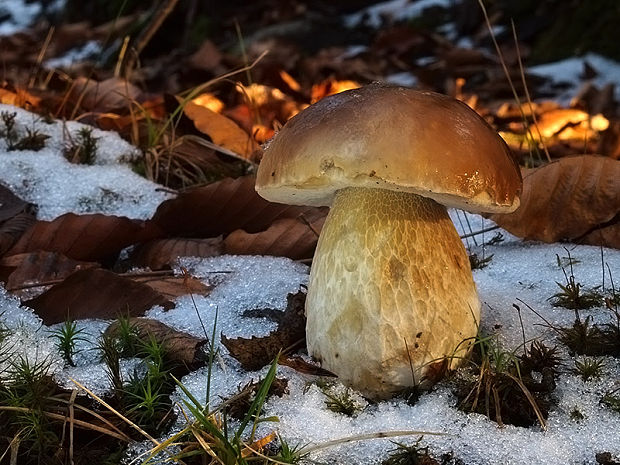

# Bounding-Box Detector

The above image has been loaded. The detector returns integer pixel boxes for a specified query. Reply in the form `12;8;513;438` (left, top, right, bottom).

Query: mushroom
255;84;522;399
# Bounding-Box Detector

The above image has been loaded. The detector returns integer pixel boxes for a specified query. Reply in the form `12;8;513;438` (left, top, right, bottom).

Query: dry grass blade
505;373;547;430
69;377;160;445
477;0;550;163
0;406;130;441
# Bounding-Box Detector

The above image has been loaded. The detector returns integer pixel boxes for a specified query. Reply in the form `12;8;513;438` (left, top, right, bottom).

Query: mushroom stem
306;186;480;399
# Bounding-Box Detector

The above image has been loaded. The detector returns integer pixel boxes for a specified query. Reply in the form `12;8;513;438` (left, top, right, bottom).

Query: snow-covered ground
0;104;619;464
0;104;170;219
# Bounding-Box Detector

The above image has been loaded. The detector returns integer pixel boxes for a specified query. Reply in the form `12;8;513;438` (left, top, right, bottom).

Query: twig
299;430;449;456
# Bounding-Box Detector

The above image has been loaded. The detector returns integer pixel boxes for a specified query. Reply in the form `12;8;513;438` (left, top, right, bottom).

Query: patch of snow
0;0;65;36
0;104;171;220
529;53;620;104
345;0;452;29
385;71;418;87
340;45;369;60
147;255;309;340
45;40;103;69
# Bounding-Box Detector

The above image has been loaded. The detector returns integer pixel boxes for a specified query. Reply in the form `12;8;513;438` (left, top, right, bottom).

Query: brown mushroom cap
256;84;522;213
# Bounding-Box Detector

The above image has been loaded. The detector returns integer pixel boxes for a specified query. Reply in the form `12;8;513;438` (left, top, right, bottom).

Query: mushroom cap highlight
256;84;522;213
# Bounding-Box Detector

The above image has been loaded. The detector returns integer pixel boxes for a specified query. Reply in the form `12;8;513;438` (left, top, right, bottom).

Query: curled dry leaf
0;184;30;222
105;317;208;369
184;99;260;160
129;274;212;300
151;175;323;238
222;291;306;371
489;155;620;248
7;213;163;263
24;268;174;325
224;214;325;260
0;212;37;257
0;251;99;292
132;237;223;270
69;77;142;113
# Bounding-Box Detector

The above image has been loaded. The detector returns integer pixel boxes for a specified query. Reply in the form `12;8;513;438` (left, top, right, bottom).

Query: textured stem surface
306;187;480;399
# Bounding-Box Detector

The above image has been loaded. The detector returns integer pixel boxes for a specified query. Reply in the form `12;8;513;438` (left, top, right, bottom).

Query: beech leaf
132;237;224;270
25;268;174;325
184;100;260;159
489;155;620;247
151;175;325;238
224;215;325;260
104;317;208;369
0;251;99;292
7;213;163;263
221;291;306;371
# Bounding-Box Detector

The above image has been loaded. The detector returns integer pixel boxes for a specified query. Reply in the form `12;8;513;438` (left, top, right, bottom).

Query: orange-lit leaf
311;79;360;103
184;100;259;159
489;155;620;247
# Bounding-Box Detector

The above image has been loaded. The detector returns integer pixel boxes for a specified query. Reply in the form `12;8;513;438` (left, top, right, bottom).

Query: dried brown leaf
184;100;260;159
0;184;29;222
132;237;223;270
279;355;337;377
0;251;99;292
151;175;323;238
489;155;620;247
221;291;306;371
0;212;36;257
24;268;174;325
7;213;163;263
224;215;325;260
129;275;212;300
105;317;207;369
69;77;141;113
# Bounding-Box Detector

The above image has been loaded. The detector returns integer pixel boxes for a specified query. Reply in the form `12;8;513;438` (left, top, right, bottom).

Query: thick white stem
306;187;480;399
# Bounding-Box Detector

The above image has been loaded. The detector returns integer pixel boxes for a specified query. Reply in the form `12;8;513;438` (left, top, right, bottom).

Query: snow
345;0;453;29
0;0;65;36
0;104;171;220
45;40;103;69
529;53;620;104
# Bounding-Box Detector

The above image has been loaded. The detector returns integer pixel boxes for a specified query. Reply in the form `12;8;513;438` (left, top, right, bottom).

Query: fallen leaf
184;99;260;159
24;268;174;325
0;212;37;257
69;77;142;113
0;184;31;222
7;213;163;263
151;175;324;238
279;355;337;377
224;214;325;260
104;317;208;369
533;109;608;140
310;79;360;103
0;87;41;108
132;237;224;270
0;251;99;292
221;291;306;371
129;275;212;300
489;155;620;247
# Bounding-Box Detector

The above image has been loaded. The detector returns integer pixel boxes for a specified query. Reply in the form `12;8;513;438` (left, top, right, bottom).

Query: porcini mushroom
255;84;522;399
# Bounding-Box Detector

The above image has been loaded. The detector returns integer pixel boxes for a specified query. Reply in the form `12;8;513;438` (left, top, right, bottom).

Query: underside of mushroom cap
256;84;522;213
